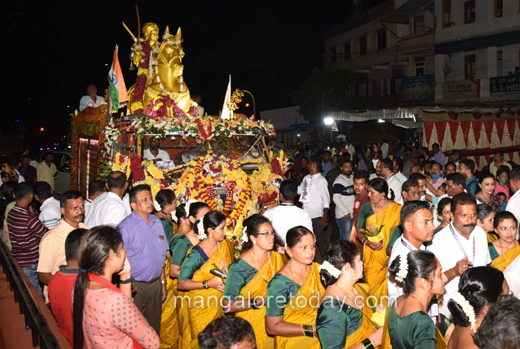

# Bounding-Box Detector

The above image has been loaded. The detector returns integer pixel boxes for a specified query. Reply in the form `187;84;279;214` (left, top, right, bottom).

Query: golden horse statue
127;26;193;117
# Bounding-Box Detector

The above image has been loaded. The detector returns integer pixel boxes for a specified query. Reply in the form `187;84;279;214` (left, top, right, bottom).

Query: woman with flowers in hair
356;178;401;305
222;214;287;349
265;226;325;349
153;189;178;348
170;201;209;349
316;240;383;349
177;211;235;349
447;266;509;349
384;250;447;349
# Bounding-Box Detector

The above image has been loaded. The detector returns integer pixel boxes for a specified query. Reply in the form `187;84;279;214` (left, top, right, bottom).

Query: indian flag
108;45;128;113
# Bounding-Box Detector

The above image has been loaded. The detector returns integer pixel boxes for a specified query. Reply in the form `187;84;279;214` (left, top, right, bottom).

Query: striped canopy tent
420;106;520;170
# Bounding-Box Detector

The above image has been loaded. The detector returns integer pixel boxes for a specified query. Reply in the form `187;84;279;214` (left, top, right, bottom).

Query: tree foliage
290;66;356;121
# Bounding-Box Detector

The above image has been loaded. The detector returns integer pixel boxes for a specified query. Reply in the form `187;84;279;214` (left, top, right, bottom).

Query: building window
382;79;388;95
365;82;369;97
376;30;387;50
355;83;360;97
414;15;425;34
464;1;476;24
372;81;377;96
415;57;425;76
359;36;367;55
496;0;503;17
465;54;476;80
344;42;351;60
330;47;337;64
497;50;503;76
390;78;397;95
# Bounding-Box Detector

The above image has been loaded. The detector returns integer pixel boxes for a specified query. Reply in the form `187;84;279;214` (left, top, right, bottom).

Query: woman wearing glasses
222;215;287;349
447;266;510;349
177;211;235;349
265;226;325;349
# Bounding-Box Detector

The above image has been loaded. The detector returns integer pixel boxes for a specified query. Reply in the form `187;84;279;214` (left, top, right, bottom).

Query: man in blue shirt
458;159;479;195
321;150;334;177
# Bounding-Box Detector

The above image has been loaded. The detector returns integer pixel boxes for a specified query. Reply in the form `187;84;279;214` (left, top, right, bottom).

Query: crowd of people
1;140;520;349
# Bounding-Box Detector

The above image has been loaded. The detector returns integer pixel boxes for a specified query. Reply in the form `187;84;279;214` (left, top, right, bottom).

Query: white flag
221;75;233;120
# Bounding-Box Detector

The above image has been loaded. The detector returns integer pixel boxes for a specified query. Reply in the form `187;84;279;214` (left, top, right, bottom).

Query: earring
424;288;429;294
253;241;256;244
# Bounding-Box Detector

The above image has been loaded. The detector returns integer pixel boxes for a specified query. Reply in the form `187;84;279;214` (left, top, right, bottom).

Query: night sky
3;0;384;150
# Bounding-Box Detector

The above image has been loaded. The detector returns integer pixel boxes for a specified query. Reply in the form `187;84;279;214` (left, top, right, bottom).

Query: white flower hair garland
197;220;206;240
184;199;198;217
319;261;342;279
395;254;409;282
452;291;477;331
154;200;162;212
171;210;178;223
240;226;249;244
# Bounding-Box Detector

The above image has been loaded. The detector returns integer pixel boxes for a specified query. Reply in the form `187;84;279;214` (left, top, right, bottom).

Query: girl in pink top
494;167;511;201
73;226;159;349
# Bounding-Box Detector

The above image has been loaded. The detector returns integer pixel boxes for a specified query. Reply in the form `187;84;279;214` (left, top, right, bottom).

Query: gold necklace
499;239;517;265
334;284;357;298
251;250;274;283
289;260;309;286
206;240;221;258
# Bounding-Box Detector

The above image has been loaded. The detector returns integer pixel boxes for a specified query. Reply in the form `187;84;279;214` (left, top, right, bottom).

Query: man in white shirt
263;180;313;242
85;171;128;227
379;158;402;204
432;172;466;227
504;254;520;298
83;180;106;216
388;200;435;304
392;157;407;184
429;193;491;319
191;94;204;117
506;167;520;237
298;155;330;258
380;139;389;159
333;158;355;241
143;137;171;162
79;84;107;111
33;182;61;230
345;140;355;158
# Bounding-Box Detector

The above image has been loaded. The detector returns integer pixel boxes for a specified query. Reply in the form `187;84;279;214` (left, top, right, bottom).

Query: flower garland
452;292;477;331
395;254;409;282
318;261;342;279
229;89;244;111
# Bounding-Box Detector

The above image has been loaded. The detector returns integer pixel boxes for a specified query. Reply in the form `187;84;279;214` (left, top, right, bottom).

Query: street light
324;117;334;125
40;127;44;132
240;90;256;119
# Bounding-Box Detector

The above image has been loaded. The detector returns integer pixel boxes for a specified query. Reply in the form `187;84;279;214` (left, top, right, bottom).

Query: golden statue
126;23;193;117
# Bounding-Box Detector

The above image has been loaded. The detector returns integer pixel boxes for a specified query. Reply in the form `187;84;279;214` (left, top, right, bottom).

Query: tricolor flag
221;75;233;120
108;45;128;113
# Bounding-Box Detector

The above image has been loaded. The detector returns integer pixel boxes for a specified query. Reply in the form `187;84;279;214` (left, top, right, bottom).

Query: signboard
443;79;480;99
401;74;435;85
490;75;520;96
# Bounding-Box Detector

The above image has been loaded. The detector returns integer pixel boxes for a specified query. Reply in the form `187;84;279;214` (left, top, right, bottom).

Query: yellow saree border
490;244;520;272
274;262;325;349
236;252;286;349
188;239;235;349
363;203;402;306
343;284;376;347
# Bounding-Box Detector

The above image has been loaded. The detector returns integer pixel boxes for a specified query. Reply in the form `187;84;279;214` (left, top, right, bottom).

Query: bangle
362;237;368;244
301;324;314;337
362;338;374;349
203;280;209;289
161;280;165;284
120;277;134;284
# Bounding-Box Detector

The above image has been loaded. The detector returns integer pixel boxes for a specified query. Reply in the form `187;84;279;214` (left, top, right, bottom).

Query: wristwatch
120;277;134;284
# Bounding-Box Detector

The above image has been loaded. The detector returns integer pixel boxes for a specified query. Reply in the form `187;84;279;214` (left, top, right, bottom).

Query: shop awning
331;107;418;122
380;0;435;24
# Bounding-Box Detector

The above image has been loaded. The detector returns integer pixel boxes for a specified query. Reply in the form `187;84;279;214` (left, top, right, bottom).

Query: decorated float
69;22;289;249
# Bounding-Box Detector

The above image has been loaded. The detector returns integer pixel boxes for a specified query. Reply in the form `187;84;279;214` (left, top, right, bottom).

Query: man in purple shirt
117;184;167;334
432;143;446;168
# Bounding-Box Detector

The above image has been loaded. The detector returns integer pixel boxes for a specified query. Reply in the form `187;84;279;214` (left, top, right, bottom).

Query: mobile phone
210;269;227;279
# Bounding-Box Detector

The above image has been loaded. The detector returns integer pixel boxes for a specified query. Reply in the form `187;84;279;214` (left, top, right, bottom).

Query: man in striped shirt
7;183;48;295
